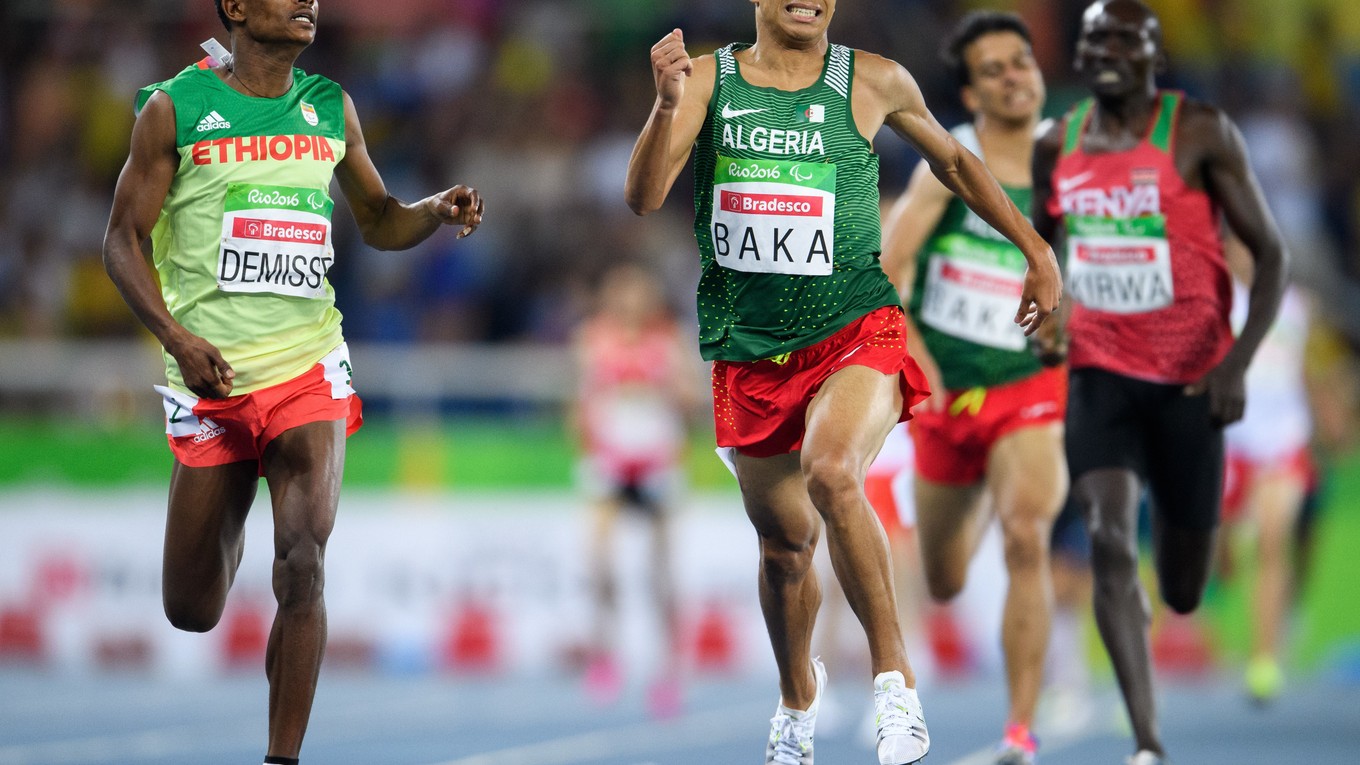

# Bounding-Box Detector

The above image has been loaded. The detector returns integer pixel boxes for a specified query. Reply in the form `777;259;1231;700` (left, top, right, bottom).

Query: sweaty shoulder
1035;114;1065;155
689;53;718;106
851;49;912;109
1175;96;1233;152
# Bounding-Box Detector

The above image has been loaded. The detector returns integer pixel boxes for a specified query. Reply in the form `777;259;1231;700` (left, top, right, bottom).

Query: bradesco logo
938;263;1021;296
232;217;327;244
720;190;822;217
1076;244;1157;265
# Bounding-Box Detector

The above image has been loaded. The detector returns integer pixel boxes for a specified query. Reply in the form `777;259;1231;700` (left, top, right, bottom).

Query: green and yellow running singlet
908;125;1040;390
692;44;899;362
135;65;346;394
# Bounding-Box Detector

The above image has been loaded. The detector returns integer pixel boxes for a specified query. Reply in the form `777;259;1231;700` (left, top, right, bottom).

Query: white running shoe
765;657;828;765
1126;750;1165;765
873;671;930;764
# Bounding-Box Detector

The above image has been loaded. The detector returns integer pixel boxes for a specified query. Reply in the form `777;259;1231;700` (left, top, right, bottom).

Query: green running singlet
908;124;1040;390
692;43;899;362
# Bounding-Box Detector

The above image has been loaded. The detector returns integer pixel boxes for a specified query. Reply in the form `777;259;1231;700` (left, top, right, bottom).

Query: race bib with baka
1065;215;1173;314
218;183;335;299
711;156;835;276
919;250;1027;351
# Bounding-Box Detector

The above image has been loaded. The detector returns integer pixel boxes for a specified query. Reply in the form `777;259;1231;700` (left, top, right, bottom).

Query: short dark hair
941;11;1033;88
214;0;230;31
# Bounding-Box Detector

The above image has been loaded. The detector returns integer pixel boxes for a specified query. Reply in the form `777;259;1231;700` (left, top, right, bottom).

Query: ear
222;0;247;28
961;85;981;114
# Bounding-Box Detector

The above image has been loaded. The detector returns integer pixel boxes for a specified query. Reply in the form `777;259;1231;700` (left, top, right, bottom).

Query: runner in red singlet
1031;2;1286;763
571;263;700;717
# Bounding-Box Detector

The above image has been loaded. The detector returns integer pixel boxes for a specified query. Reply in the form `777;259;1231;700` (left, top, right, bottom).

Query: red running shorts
711;306;931;458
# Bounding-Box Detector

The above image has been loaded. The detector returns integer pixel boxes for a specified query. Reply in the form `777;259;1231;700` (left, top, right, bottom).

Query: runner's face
1074;1;1160;97
753;0;835;45
229;0;319;46
961;31;1044;125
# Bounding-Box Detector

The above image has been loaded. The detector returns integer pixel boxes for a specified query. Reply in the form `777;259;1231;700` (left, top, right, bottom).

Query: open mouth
786;3;821;22
290;10;316;26
1094;69;1121;84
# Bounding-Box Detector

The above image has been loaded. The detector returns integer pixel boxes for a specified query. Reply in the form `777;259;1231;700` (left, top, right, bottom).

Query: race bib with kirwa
218;183;335;299
919;243;1027;351
1065;215;1174;314
711;156;835;276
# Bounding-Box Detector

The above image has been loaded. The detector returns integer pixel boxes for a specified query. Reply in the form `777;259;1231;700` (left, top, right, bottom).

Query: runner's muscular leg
734;451;824;711
260;418;345;758
986;422;1066;728
163;459;260;632
802;364;911;680
1076;467;1163;755
1249;470;1307;658
914;479;989;601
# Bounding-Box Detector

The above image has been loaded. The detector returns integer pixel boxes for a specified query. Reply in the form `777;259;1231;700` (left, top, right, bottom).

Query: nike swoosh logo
722;103;766;119
1056;170;1096;194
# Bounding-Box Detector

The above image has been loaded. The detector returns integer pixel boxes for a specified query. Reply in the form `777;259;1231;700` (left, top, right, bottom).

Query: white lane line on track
0;724;258;765
941;699;1117;765
422;700;771;765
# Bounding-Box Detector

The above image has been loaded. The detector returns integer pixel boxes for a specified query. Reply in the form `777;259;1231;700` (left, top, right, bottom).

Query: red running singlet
1048;91;1233;385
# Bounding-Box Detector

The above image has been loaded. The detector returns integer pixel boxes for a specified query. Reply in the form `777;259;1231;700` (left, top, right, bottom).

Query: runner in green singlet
879;13;1066;764
625;2;1062;763
101;2;482;763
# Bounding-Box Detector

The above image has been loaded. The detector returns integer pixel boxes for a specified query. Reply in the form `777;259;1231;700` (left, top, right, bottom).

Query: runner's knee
164;594;225;633
274;538;326;608
1000;514;1050;574
1161;582;1202;615
801;452;862;515
923;560;967;602
758;536;815;583
1088;522;1138;581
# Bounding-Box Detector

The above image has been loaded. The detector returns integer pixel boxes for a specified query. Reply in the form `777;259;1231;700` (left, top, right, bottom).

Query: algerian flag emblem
800;104;825;123
300;102;319;126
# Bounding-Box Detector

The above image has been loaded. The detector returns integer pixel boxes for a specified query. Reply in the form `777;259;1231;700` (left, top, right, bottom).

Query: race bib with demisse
218;183;335;299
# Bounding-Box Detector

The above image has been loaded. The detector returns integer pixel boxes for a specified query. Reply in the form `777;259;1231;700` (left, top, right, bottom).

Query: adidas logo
196;110;231;132
191;417;227;444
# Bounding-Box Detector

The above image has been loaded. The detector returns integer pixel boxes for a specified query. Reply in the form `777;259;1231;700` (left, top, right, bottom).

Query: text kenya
192;134;337;165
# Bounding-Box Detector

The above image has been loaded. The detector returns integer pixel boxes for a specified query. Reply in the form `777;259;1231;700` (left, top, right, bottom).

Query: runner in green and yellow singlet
625;3;1062;764
879;14;1067;765
102;2;482;763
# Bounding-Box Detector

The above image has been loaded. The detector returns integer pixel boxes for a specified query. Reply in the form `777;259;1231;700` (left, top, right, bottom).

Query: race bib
919;256;1026;350
1066;215;1173;314
591;388;685;458
320;343;356;399
711;156;835;275
218;183;335;298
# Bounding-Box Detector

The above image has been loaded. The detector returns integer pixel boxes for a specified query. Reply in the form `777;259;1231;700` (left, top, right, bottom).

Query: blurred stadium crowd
1;0;1359;376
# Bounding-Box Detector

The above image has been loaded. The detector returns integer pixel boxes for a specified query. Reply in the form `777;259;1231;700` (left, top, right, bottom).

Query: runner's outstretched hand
651;29;692;108
1015;246;1062;335
426;185;484;239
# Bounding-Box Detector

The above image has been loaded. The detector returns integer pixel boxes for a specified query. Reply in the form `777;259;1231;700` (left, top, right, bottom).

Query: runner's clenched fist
651;29;692;108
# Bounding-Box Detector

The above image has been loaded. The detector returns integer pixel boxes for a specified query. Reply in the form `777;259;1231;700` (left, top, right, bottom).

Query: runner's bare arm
625;30;715;215
1030;119;1064;251
334;92;483;249
1029;119;1070;364
864;54;1061;333
880;159;953;297
880;160;953;410
1183;105;1287;423
103;91;235;399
